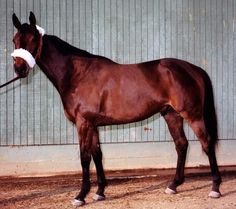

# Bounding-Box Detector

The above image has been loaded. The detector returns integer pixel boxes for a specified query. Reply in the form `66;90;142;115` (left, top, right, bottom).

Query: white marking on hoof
165;187;177;195
72;199;85;207
93;194;105;201
208;191;221;198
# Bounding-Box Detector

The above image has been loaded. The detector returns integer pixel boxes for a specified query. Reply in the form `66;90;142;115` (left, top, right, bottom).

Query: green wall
0;0;236;146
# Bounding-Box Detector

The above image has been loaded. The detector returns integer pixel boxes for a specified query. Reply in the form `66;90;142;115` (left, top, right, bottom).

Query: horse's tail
202;71;218;146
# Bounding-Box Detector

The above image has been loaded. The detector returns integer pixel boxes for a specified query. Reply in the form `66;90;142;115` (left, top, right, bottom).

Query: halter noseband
11;48;36;68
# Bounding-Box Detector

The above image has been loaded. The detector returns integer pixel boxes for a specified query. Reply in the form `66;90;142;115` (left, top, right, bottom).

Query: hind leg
189;119;222;198
162;108;188;194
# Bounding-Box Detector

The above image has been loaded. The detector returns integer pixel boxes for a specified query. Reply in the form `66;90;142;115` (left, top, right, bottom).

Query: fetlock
75;182;91;201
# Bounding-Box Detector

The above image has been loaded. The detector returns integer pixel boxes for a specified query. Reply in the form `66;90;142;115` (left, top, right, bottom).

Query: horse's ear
12;13;21;29
29;11;36;26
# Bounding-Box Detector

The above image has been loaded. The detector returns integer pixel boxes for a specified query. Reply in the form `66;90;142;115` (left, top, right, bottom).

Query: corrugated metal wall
0;0;235;146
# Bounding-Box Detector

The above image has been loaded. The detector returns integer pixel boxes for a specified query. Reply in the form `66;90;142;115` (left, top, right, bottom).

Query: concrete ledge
0;140;235;177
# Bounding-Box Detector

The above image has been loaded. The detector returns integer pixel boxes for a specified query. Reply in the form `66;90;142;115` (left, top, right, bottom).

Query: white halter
36;25;45;36
11;25;45;68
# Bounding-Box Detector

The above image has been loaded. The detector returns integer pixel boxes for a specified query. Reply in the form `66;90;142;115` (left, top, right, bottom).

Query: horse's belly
97;84;168;125
100;99;164;125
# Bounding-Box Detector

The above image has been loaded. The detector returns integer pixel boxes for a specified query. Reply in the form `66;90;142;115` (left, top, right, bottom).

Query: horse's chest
62;90;100;121
64;109;76;123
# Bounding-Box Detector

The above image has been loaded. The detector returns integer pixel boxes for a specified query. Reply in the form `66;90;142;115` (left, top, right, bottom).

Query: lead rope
0;76;21;88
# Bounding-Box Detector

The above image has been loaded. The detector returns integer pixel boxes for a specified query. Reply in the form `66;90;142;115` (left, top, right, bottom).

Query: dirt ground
0;168;236;209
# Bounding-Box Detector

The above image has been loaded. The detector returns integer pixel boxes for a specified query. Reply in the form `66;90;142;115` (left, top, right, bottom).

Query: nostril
14;64;29;78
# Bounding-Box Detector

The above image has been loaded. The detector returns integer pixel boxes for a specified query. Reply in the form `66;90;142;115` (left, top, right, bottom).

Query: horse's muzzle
13;59;30;78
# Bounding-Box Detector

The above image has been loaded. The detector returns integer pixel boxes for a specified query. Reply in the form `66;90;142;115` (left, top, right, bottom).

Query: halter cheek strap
10;25;45;69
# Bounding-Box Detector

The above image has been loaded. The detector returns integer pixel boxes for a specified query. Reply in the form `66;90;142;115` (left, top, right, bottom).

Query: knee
80;149;91;167
202;143;215;156
175;140;188;152
80;157;91;168
202;144;209;154
92;145;103;161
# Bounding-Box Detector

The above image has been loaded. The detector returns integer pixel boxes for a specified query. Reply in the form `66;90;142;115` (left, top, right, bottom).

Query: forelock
19;23;37;35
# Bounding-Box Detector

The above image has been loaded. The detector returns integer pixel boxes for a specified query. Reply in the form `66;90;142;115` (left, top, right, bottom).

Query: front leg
91;128;107;201
73;120;93;206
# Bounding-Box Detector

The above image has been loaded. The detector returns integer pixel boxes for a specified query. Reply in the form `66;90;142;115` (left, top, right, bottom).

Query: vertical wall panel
234;0;236;138
0;0;236;146
0;0;7;145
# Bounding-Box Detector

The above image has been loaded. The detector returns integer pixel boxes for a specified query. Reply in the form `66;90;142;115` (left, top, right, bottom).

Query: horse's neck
37;35;72;94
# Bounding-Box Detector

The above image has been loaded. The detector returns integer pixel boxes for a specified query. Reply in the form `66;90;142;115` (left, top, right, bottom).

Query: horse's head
12;12;43;78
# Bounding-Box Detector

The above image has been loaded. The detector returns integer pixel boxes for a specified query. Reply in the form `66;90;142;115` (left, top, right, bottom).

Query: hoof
72;199;85;207
165;187;177;195
208;191;221;198
93;194;105;201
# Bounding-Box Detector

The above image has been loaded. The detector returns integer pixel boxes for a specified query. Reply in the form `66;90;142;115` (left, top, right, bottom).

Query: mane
46;35;113;61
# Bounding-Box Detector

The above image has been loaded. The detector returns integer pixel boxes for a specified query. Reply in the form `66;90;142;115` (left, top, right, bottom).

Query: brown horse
11;12;221;206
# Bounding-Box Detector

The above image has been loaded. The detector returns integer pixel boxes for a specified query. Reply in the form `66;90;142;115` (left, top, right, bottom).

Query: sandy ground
0;168;236;209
